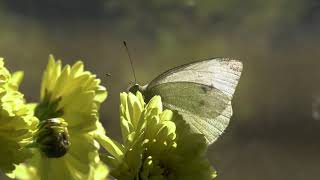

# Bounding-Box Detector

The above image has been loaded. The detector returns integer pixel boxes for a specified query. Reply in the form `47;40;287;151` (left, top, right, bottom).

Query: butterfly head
128;84;147;94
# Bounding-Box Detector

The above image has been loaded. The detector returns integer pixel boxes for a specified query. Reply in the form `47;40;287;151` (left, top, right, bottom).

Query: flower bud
35;118;70;158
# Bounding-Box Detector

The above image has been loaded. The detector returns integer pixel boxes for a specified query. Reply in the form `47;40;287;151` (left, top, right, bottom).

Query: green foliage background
0;0;319;179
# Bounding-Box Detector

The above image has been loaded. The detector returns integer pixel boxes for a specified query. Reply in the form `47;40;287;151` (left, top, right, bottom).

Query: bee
35;118;70;158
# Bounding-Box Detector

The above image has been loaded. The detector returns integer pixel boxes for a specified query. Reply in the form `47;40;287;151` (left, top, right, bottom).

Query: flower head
98;91;216;180
13;55;108;180
0;59;37;173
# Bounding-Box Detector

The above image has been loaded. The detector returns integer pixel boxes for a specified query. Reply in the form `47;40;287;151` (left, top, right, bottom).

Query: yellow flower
97;92;216;180
13;55;108;180
0;59;37;174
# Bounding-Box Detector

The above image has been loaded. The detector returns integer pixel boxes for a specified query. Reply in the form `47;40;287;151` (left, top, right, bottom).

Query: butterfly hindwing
145;82;232;143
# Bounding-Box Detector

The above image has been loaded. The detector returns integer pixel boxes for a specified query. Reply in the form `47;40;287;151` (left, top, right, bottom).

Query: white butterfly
129;58;243;144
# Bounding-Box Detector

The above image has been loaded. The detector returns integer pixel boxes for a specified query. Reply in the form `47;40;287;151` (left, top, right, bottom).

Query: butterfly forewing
148;58;242;97
144;58;242;144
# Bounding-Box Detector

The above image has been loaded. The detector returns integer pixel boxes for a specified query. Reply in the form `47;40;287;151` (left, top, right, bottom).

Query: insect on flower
123;41;243;144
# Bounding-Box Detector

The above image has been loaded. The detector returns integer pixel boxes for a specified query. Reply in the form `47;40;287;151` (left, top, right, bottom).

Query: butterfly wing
144;58;243;144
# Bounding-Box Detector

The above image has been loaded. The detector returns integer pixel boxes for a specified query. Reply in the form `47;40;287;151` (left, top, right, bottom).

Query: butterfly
128;58;243;144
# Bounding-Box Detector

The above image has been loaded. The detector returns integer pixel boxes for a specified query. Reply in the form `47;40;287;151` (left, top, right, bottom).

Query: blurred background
0;0;320;179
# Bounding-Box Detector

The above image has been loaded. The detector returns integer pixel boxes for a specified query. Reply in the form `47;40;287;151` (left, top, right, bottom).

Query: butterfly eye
35;118;70;158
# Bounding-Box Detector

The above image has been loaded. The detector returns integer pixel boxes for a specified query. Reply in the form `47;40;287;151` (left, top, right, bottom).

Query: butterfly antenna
123;41;137;83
